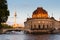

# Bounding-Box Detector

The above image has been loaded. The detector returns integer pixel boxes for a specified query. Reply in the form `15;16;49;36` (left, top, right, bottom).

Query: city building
24;7;60;33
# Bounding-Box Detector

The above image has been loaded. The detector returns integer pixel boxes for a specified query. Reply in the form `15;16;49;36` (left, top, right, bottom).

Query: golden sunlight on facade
32;7;48;19
12;23;22;28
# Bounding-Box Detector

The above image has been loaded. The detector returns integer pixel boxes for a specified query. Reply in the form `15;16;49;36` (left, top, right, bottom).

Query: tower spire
52;13;53;17
14;10;17;25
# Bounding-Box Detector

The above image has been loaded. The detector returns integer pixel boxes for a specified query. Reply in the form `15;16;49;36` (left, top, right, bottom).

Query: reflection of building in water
24;7;60;33
12;11;22;28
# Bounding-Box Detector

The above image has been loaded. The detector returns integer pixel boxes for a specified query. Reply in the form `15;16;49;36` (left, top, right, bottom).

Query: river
0;31;60;40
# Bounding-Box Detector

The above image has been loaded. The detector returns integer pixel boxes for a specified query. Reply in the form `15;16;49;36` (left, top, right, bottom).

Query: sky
7;0;60;26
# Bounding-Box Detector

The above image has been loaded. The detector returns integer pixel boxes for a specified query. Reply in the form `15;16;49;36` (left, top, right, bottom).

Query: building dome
32;7;48;18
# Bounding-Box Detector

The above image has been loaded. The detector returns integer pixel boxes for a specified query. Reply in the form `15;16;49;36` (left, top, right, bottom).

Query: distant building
24;7;60;33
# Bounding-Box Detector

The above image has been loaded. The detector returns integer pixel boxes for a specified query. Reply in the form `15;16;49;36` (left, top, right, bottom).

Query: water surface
0;31;60;40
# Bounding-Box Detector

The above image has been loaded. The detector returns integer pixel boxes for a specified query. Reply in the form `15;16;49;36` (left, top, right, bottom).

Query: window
38;25;40;29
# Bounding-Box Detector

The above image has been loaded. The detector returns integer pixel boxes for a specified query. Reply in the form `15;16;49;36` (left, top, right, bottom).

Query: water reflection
0;31;60;40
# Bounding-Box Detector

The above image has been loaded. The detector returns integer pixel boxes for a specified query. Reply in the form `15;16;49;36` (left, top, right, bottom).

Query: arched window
38;25;40;29
34;25;36;29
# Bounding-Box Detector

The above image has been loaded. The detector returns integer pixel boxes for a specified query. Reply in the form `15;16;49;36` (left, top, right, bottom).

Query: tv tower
13;10;17;28
14;11;17;24
13;10;23;28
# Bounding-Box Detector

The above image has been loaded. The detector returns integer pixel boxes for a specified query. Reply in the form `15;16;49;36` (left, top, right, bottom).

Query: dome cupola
32;7;48;18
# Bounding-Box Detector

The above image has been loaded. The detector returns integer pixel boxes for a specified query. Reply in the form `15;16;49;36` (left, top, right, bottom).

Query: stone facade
24;7;60;33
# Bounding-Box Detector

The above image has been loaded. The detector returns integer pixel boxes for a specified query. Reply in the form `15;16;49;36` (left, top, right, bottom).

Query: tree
0;0;9;28
2;24;12;29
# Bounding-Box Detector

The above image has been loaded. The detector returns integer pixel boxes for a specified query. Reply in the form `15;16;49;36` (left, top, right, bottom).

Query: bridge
2;28;24;33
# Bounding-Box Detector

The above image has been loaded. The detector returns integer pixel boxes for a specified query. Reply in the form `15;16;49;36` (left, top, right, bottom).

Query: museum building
24;7;60;33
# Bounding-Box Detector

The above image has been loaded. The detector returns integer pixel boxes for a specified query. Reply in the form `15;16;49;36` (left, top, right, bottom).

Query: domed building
24;7;60;33
32;7;48;19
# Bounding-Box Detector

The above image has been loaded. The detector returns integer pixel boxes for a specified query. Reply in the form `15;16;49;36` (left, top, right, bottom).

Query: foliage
2;23;13;29
0;0;9;23
0;0;9;29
